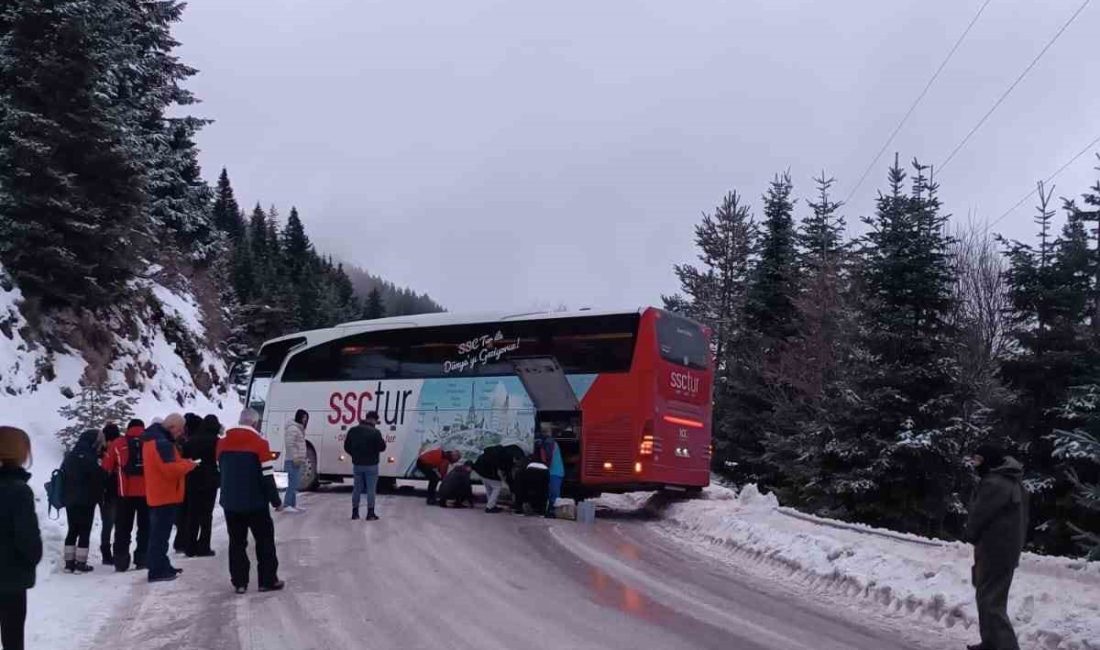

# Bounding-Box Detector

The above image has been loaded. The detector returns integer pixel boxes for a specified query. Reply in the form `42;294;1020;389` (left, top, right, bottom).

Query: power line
939;0;1092;173
842;0;994;206
986;133;1100;231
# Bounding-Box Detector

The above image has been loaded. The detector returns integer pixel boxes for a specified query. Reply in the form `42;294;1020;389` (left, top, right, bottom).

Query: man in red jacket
102;419;150;572
416;448;461;505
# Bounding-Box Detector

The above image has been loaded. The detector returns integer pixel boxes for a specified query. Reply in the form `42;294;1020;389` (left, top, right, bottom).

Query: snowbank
596;485;1100;650
0;264;242;647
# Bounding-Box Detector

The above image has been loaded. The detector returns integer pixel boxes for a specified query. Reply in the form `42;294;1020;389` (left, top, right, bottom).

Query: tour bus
246;307;713;498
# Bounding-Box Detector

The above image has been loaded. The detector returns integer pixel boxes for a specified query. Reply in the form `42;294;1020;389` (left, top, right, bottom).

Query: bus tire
377;477;397;493
300;443;320;492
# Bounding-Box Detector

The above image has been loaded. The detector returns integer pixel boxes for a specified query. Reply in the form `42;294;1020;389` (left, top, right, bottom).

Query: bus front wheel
300;443;320;492
377;477;398;493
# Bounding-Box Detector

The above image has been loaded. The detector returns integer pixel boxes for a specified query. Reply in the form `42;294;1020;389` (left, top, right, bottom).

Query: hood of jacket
125;425;145;438
142;423;178;463
988;456;1023;479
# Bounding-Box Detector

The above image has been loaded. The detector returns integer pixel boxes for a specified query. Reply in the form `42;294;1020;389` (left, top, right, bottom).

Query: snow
596;485;1100;650
0;263;243;647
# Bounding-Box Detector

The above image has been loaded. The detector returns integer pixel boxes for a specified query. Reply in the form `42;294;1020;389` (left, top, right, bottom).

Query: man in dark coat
437;462;474;508
181;415;221;557
343;412;387;521
964;444;1028;650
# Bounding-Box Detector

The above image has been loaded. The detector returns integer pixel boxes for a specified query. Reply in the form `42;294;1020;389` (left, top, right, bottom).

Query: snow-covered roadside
1;266;243;648
595;485;1100;650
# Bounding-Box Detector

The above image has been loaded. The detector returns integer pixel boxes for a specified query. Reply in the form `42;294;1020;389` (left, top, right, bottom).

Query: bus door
511;357;582;480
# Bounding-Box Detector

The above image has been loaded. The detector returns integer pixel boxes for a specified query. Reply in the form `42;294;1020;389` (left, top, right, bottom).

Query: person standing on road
218;409;284;594
343;411;386;521
60;429;106;573
181;415;221;557
98;423;120;566
102;419;150;571
173;413;202;554
535;430;564;518
473;445;509;513
964;444;1028;650
283;409;309;513
416;448;460;505
142;414;197;583
0;426;43;650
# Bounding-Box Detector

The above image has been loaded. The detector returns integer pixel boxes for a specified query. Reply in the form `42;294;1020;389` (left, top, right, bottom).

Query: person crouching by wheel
416;448;461;505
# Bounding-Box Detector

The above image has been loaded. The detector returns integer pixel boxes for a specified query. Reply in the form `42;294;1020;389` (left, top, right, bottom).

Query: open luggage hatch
512;356;583;483
511;356;582;440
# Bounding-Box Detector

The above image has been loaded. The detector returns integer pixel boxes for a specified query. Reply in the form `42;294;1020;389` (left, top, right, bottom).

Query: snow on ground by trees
597;485;1100;650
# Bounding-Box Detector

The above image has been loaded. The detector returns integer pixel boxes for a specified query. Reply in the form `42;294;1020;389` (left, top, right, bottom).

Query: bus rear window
656;314;709;369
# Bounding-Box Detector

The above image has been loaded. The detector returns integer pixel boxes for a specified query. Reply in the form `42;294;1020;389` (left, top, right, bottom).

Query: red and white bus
247;307;712;497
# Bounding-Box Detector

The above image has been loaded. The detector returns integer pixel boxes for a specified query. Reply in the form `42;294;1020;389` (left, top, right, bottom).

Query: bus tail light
603;462;613;470
640;419;654;456
269;451;281;460
663;415;704;429
634;462;642;474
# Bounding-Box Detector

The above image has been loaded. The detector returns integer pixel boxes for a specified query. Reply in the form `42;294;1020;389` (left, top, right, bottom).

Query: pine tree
746;171;800;340
664;190;756;472
213;168;244;240
0;0;146;307
364;288;386;319
1053;385;1100;559
57;379;138;449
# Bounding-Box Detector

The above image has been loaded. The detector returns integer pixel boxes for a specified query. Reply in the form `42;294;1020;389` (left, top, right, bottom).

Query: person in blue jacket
534;427;565;518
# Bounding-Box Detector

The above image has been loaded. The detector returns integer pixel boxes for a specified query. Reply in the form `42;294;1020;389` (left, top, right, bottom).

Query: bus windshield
656;313;709;369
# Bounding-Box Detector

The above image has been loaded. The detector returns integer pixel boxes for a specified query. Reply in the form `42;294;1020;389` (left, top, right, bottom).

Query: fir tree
0;0;146;307
57;379;138;449
664;190;756;472
746;171;800;341
1053;385;1100;559
213;168;244;240
364;288;386;319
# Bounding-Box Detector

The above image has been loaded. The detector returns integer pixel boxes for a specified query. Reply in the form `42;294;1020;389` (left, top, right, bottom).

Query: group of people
48;411;284;593
329;411;569;520
412;424;567;517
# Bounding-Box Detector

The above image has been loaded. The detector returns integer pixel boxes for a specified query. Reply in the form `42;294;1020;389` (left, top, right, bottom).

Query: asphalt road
93;486;940;650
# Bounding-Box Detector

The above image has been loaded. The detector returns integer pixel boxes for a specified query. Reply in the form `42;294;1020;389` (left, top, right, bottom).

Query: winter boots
64;546;94;573
351;507;360;520
64;546;75;573
74;547;94;573
366;509;379;521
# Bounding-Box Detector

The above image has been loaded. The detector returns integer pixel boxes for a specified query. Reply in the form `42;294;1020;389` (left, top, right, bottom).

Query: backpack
122;437;144;476
44;468;65;520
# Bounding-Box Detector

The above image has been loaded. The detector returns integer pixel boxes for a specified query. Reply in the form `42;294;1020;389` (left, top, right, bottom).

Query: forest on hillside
0;1;441;395
666;156;1100;558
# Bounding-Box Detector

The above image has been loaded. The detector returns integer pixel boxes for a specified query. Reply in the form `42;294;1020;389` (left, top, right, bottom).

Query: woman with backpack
61;429;106;573
98;422;121;566
0;426;42;650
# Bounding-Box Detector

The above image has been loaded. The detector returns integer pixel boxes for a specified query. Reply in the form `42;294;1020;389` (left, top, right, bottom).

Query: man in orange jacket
142;413;197;583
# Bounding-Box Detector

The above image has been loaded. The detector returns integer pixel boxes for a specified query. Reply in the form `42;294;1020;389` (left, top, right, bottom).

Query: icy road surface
92;487;948;650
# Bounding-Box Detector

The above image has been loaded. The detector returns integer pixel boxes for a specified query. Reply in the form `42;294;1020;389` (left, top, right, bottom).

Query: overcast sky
175;0;1100;312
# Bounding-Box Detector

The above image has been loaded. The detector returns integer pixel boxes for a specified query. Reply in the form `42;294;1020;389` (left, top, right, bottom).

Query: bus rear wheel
300;444;320;492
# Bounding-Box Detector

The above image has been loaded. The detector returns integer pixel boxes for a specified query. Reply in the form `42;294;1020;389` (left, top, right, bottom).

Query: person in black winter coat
343;412;387;520
181;415;221;557
61;429;106;573
437;462;475;508
0;426;43;650
98;423;120;566
173;413;203;553
512;457;550;516
964;444;1029;650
